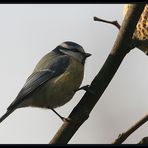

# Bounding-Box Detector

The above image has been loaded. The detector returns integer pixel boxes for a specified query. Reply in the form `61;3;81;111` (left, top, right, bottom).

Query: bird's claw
62;117;71;122
76;85;97;96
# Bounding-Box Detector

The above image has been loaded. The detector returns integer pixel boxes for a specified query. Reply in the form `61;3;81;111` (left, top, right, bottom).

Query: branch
138;137;148;144
94;16;121;29
49;4;146;144
136;39;148;55
94;14;148;55
112;114;148;144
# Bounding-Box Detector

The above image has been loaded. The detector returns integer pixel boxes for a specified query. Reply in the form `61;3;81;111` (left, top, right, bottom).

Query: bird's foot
62;117;71;122
50;108;71;122
76;85;97;96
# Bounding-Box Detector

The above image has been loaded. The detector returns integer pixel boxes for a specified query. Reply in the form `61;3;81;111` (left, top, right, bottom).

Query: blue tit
0;41;91;123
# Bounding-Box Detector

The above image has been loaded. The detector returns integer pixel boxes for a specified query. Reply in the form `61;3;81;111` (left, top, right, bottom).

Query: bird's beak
85;53;92;58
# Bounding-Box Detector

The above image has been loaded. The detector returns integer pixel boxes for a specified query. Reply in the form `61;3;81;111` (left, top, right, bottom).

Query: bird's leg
49;108;70;122
76;85;97;96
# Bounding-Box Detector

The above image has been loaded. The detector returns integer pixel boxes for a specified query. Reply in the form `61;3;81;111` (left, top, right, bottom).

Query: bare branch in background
138;137;148;144
112;114;148;144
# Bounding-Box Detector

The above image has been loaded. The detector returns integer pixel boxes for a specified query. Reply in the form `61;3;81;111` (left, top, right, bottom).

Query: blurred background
0;4;147;144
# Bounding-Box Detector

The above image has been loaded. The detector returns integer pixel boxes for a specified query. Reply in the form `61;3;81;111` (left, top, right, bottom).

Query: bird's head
54;41;91;65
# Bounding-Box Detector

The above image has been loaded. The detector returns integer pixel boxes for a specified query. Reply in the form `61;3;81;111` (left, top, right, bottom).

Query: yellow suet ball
123;4;148;54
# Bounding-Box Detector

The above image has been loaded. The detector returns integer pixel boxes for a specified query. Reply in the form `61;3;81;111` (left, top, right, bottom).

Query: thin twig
94;16;121;29
112;114;148;144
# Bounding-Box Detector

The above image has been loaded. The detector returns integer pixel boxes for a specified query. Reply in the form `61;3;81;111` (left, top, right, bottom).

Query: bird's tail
0;109;15;123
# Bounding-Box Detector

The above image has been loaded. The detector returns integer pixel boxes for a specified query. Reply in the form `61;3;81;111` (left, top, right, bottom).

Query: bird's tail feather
0;109;15;123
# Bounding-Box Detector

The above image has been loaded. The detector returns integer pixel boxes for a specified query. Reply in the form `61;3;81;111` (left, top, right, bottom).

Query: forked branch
49;4;146;144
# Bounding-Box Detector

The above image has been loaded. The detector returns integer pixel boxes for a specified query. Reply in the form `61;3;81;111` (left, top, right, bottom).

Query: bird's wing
7;55;70;110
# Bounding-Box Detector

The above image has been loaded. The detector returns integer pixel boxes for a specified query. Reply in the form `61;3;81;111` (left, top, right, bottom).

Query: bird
123;4;148;54
0;41;91;123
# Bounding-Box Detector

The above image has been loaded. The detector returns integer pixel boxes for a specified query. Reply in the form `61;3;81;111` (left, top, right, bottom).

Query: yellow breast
48;57;84;107
53;57;84;89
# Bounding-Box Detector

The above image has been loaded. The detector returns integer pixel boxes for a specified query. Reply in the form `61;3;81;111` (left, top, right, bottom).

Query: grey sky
0;4;147;144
